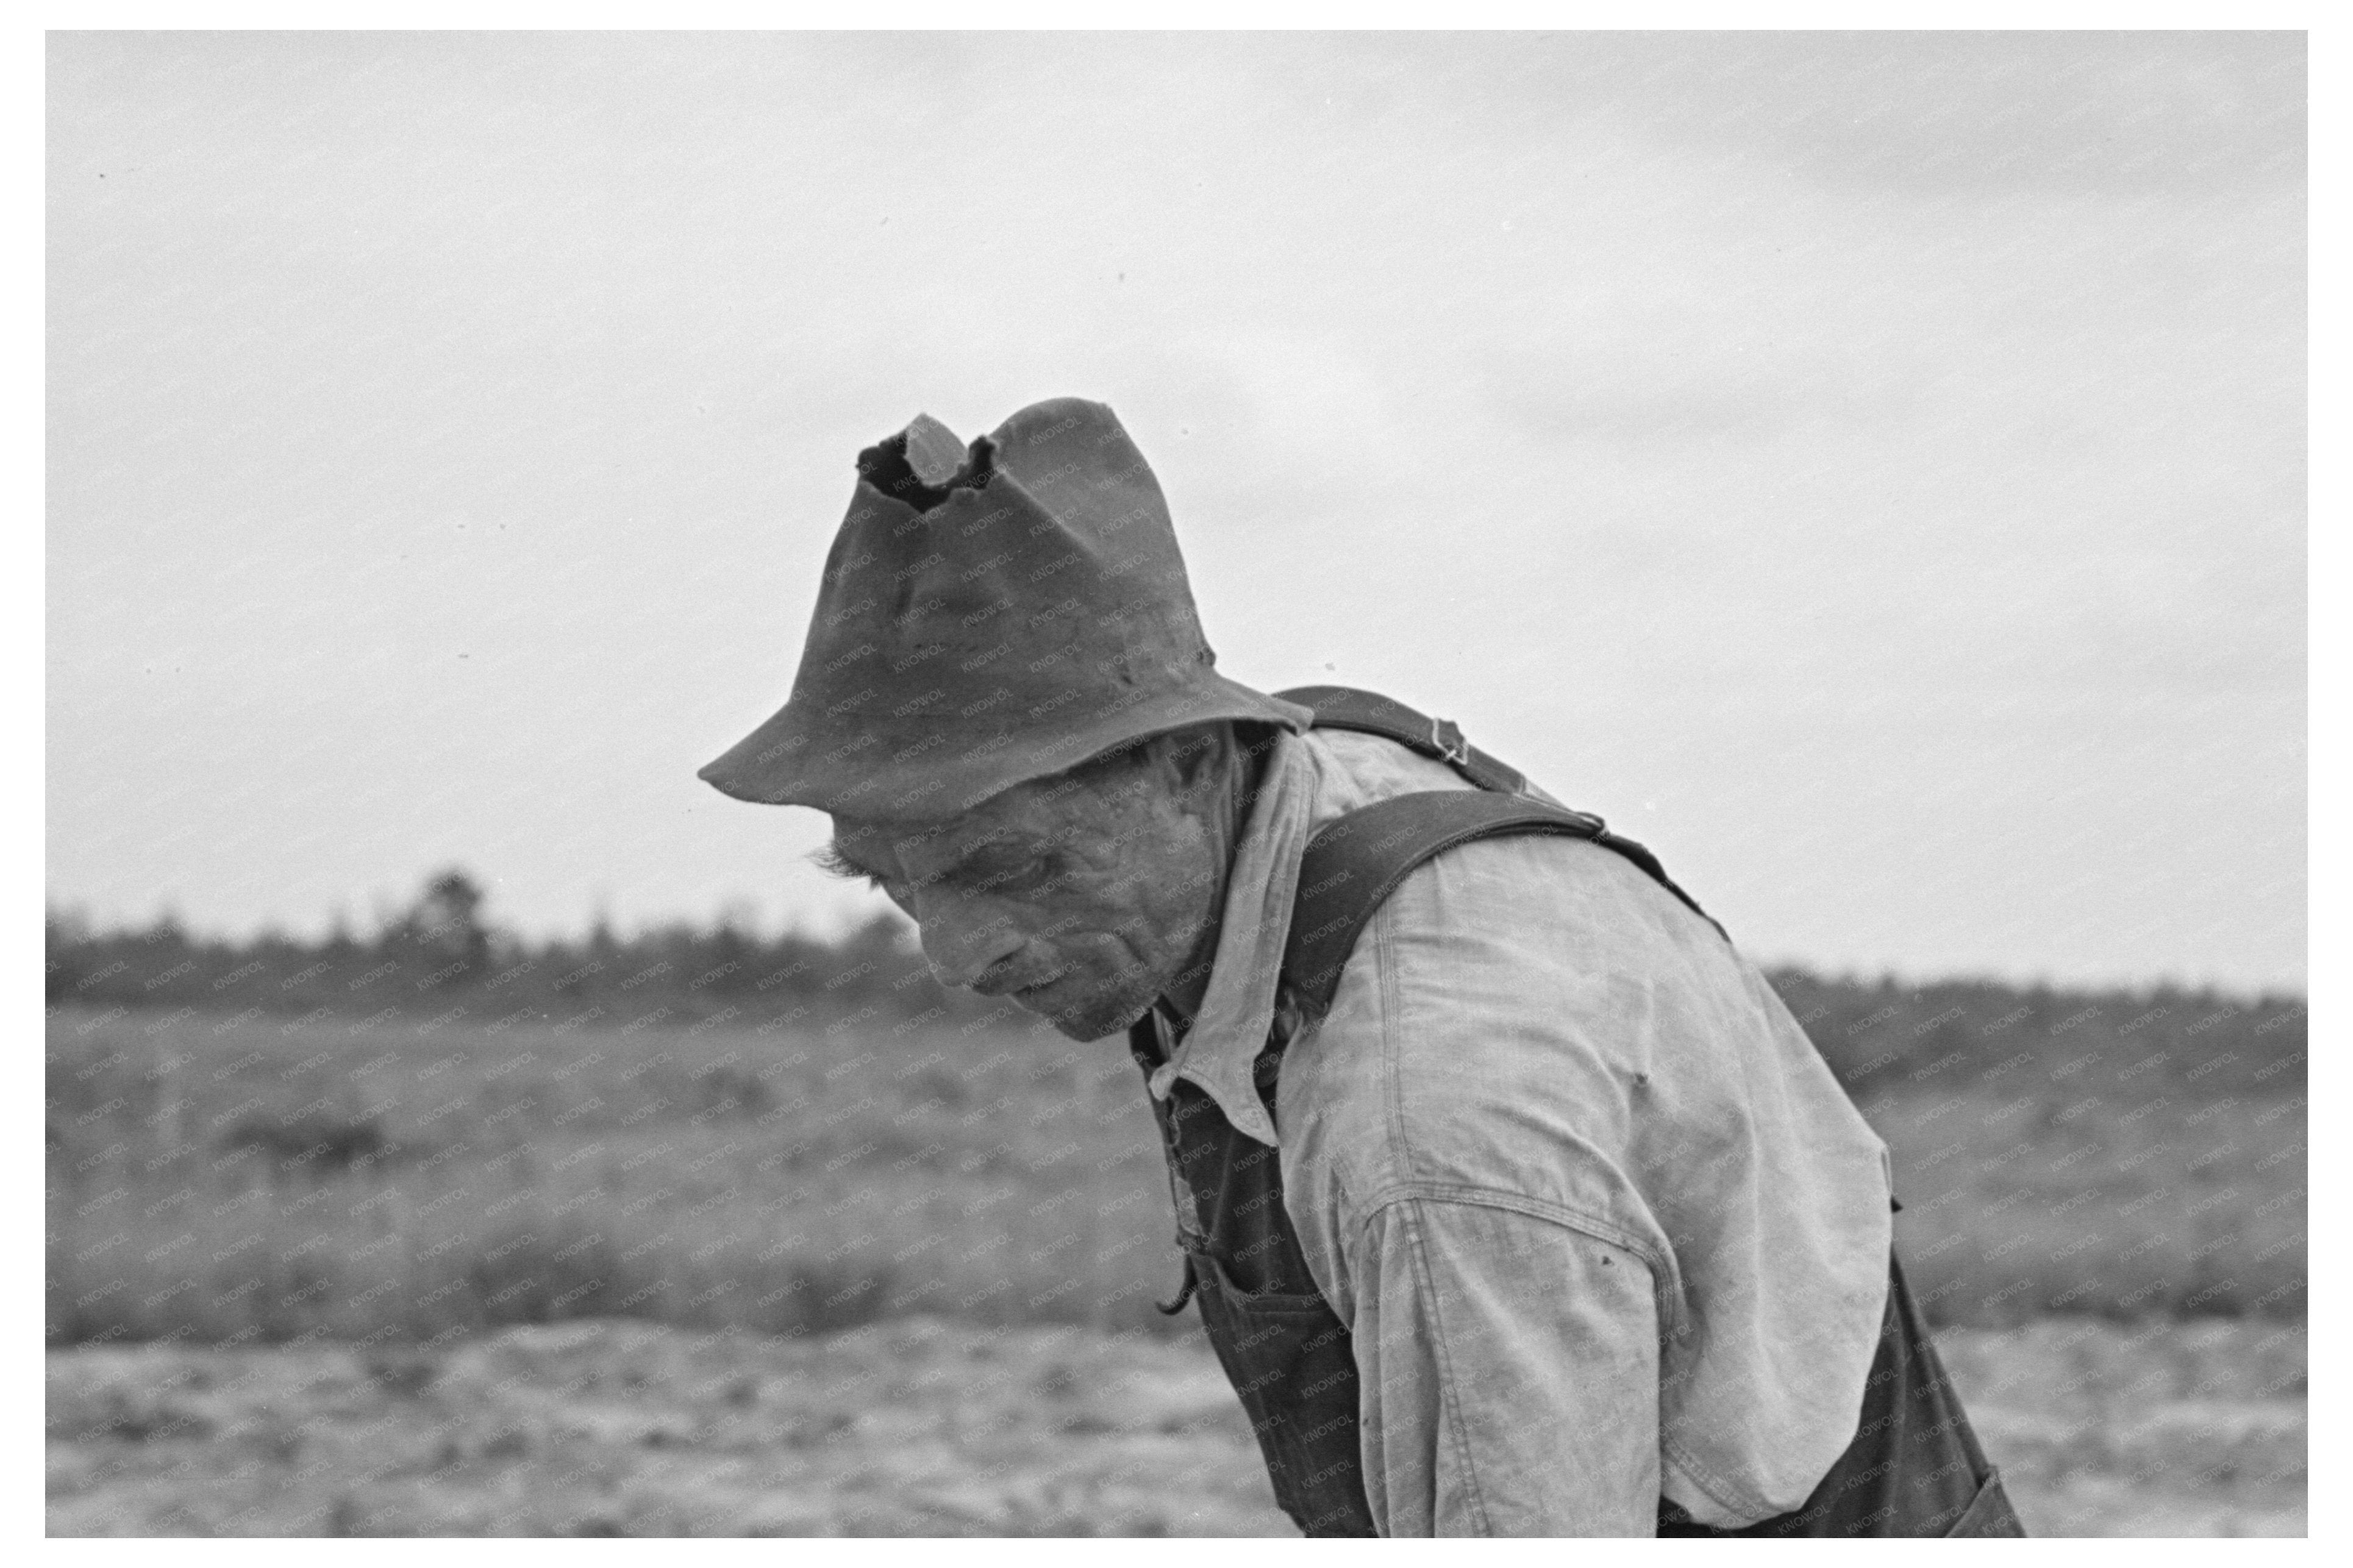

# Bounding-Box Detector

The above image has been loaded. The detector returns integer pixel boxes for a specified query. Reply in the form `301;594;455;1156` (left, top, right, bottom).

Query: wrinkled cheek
1054;929;1147;986
912;904;1019;980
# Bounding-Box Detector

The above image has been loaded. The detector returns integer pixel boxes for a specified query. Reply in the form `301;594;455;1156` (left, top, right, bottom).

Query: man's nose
907;885;1025;991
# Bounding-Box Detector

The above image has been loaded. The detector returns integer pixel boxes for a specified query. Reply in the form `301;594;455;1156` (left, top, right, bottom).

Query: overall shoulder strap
1273;684;1529;794
1273;687;1727;1018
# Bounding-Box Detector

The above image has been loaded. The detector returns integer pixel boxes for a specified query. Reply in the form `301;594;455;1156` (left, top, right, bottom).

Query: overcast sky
47;32;2305;992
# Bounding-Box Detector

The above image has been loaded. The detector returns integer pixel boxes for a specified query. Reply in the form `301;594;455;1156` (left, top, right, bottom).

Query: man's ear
1159;721;1235;796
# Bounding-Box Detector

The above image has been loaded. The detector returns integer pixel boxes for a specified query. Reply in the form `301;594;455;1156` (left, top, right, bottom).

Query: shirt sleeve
1346;1194;1663;1536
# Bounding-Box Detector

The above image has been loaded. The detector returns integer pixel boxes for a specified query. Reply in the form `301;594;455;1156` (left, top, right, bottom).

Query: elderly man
699;397;2023;1538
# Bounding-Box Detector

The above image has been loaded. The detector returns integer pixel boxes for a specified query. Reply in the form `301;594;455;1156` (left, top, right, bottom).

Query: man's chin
1013;982;1153;1042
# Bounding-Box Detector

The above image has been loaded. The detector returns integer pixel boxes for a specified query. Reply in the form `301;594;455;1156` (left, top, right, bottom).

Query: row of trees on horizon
47;866;959;1032
48;866;2307;1103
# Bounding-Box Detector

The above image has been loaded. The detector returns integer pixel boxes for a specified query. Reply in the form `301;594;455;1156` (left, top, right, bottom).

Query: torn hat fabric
697;397;1311;819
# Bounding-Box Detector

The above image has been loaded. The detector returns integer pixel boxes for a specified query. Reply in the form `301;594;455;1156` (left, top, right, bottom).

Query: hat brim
698;672;1313;821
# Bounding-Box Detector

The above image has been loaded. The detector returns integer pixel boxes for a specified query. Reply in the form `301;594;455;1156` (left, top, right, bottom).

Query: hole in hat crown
857;424;995;516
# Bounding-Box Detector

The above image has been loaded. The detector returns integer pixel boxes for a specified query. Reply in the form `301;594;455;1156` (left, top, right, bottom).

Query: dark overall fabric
1655;1245;2024;1537
1134;1019;1383;1537
1135;1016;2024;1538
1133;687;2026;1537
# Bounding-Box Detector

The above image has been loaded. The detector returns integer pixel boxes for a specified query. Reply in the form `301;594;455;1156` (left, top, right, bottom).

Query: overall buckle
1430;716;1471;767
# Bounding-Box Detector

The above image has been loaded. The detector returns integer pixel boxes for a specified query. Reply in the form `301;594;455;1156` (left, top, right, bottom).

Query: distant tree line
46;867;2304;1101
1765;967;2303;1102
46;867;987;1042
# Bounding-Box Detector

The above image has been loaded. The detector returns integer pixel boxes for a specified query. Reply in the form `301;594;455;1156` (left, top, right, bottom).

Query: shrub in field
218;1110;398;1174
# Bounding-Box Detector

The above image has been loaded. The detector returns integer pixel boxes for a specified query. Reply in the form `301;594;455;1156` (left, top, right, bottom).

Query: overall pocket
1187;1247;1376;1538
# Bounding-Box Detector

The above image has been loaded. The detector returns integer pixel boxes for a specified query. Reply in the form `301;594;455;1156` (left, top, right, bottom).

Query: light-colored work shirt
1146;724;1894;1536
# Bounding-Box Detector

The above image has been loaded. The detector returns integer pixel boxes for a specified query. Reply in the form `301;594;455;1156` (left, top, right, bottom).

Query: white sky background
46;31;2306;993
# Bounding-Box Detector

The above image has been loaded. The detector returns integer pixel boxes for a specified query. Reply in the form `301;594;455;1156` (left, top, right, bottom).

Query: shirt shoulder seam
1351;1180;1685;1338
1372;1194;1769;1523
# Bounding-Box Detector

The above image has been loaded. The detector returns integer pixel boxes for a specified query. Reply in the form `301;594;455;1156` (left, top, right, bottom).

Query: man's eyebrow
816;825;1051;890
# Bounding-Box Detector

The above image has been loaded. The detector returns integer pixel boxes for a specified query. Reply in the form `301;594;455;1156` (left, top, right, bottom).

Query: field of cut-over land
48;1313;2305;1536
45;951;2305;1535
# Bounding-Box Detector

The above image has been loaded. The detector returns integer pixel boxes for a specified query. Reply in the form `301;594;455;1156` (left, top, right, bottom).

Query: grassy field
46;1314;2305;1536
45;997;2307;1536
47;998;2303;1348
1878;1086;2304;1324
48;1003;1173;1345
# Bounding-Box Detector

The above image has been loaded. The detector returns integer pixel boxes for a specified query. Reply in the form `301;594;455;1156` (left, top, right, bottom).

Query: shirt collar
1144;727;1321;1146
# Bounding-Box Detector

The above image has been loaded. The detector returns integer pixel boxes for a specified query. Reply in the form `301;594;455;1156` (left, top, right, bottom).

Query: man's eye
815;843;899;892
974;857;1052;896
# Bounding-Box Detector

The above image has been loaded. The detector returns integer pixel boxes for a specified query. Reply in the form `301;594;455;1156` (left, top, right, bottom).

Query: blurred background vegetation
47;868;2305;1350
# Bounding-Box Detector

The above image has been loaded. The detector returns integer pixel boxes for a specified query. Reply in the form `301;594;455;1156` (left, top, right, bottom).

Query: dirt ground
48;1314;2303;1538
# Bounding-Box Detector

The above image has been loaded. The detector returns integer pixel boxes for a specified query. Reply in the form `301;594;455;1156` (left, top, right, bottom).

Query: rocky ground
48;1315;2304;1537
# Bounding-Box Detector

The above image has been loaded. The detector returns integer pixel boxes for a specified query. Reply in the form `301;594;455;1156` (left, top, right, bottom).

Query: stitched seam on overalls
1398;1195;1495;1536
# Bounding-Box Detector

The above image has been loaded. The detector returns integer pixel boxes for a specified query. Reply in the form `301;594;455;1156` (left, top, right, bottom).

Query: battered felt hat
698;397;1311;820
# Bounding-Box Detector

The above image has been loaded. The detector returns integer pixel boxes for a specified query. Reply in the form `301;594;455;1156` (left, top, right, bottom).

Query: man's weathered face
821;733;1232;1041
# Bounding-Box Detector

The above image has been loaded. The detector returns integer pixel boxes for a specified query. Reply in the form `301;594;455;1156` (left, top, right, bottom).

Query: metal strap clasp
1430;716;1471;767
